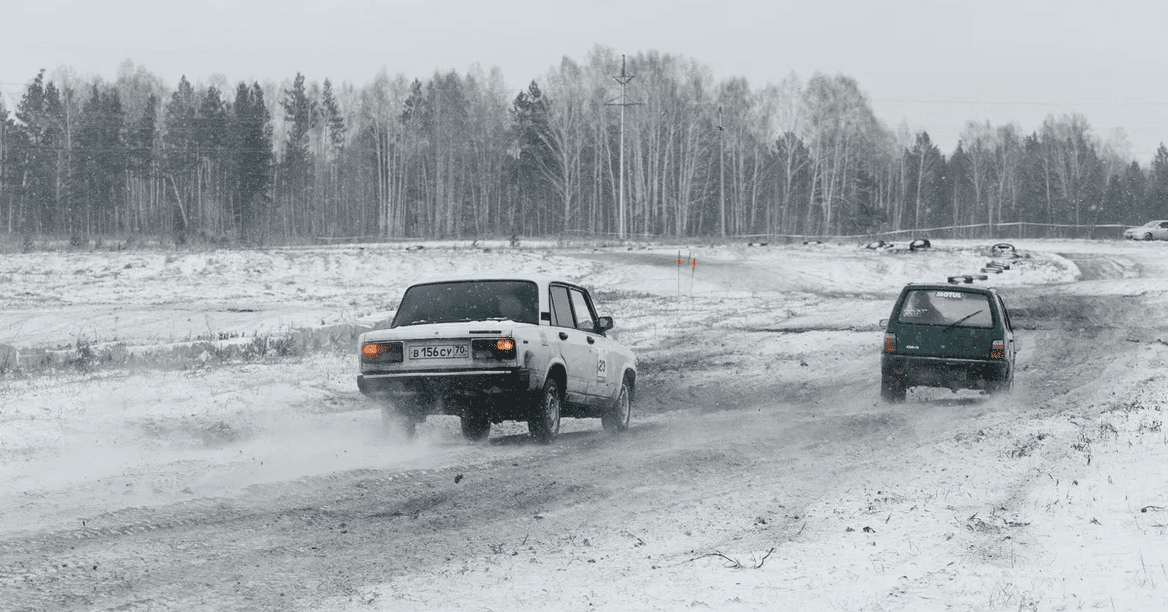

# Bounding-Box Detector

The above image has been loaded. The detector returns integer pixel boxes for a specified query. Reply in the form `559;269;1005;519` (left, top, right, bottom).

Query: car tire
381;403;419;438
1145;232;1154;241
460;409;491;442
602;377;633;433
528;378;562;444
880;376;906;403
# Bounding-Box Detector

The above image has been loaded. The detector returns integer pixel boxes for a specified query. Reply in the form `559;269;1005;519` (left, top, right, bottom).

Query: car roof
404;275;582;290
902;283;999;295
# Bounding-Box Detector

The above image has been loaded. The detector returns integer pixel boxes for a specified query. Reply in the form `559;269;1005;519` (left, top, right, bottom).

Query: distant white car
357;276;637;443
1123;220;1168;240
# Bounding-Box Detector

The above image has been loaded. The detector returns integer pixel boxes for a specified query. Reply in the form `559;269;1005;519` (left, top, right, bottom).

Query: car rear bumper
882;354;1010;391
358;368;534;416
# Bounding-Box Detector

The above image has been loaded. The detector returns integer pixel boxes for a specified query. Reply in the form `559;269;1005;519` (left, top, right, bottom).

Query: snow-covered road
4;238;1168;611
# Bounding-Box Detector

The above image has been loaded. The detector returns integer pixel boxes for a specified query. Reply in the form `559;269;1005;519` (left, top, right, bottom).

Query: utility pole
606;56;641;240
717;106;726;239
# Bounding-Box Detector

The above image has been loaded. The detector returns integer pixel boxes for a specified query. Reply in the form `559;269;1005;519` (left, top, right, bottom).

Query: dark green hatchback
880;283;1016;401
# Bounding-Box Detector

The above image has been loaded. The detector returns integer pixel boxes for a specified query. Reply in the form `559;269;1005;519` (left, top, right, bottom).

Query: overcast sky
5;0;1168;161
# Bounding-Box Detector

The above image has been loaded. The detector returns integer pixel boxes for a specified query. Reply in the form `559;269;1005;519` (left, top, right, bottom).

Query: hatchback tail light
883;333;896;353
990;340;1005;359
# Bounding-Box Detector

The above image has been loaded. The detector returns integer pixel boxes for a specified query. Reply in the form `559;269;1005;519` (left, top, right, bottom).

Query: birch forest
2;46;1167;245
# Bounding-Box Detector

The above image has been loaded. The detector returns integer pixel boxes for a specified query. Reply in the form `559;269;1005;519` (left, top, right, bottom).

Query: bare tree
534;57;590;234
959;120;995;233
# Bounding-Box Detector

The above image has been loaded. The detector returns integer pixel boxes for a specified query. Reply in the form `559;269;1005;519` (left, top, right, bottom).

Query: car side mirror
595;316;614;332
879;318;889;327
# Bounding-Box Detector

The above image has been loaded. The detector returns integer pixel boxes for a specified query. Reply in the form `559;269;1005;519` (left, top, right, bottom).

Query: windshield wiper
943;310;983;332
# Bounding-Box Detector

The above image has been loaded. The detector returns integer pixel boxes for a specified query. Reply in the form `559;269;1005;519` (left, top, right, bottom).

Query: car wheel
381;403;418;438
1145;232;1154;241
880;376;906;403
460;409;491;442
602;377;633;433
528;378;562;444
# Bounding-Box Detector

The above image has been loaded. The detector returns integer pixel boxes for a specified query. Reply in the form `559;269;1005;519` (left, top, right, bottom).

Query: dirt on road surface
5;243;1168;611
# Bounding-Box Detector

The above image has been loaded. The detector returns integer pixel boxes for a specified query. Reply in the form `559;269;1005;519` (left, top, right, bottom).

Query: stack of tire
981;243;1016;275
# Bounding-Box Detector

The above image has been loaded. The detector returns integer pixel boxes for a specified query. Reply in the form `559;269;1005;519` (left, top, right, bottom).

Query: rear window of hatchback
897;289;994;328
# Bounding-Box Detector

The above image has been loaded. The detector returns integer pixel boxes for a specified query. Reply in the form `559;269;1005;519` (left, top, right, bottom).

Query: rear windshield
392;280;539;327
897;289;993;328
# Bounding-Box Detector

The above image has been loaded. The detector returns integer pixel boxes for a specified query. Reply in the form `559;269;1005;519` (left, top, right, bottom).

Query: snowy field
4;237;1168;611
0;238;1075;354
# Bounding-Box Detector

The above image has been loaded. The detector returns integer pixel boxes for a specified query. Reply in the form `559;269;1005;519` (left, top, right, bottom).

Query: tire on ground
602;376;633;433
880;376;906;403
460;409;491;442
528;378;562;444
988;372;1014;395
381;401;420;438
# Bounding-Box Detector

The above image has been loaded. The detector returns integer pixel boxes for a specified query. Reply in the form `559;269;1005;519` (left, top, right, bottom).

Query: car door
1157;221;1168;240
549;283;595;402
567;286;613;398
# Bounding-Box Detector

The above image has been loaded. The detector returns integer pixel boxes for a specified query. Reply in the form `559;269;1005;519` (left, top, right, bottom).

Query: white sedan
357;276;637;443
1123;220;1168;240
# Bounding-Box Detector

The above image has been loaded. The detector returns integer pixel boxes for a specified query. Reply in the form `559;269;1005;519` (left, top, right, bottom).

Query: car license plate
409;344;469;359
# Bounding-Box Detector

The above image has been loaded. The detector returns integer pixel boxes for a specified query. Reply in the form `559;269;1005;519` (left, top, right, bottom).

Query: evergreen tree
128;94;157;175
77;83;126;234
1016;133;1048;229
321;78;345;153
947;143;970;233
1150;144;1168;215
197;86;229;152
194;86;229;235
232;82;273;242
507;80;553;236
279;72;317;235
163;76;198;232
1100;173;1124;225
1121;161;1147;222
318;78;347;237
15;70;68;234
399;78;429;235
282;73;317;170
0;97;14;232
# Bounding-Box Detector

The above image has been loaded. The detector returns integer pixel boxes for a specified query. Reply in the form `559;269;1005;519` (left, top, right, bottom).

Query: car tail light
883;333;896;353
990;340;1005;359
473;338;517;360
362;341;403;362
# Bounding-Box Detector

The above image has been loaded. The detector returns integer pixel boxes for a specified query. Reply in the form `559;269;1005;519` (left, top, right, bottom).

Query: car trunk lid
896;324;998;360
